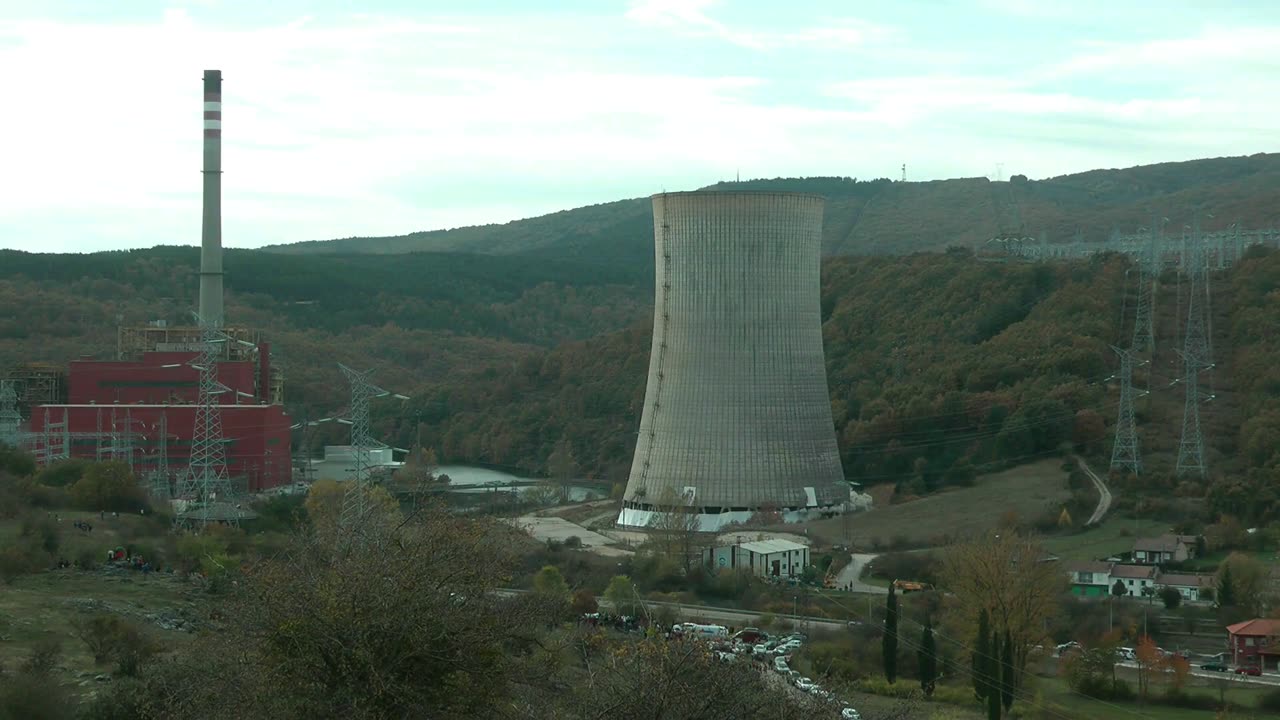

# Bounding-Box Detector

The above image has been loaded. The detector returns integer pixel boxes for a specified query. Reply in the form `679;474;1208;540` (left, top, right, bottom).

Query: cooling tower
199;69;224;327
618;191;848;530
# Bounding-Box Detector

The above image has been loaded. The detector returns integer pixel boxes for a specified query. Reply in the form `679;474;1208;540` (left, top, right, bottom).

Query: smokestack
199;69;224;327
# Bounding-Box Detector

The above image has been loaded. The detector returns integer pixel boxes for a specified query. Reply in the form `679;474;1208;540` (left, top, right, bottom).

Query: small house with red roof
1227;619;1280;670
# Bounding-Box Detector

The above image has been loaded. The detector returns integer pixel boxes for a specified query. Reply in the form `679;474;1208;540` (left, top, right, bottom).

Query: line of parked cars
758;633;861;720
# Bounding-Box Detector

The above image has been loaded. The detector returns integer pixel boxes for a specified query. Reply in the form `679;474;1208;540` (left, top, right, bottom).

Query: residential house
1227;619;1280;670
1131;534;1200;565
1064;561;1114;598
1110;564;1159;598
1156;573;1215;603
702;538;810;579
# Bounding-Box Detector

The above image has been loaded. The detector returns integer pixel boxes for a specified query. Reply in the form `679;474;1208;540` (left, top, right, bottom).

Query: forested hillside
267;153;1280;262
5;240;1278;516
0;247;649;411
389;250;1132;491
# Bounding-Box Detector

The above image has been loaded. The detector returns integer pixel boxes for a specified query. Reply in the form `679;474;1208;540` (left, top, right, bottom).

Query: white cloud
624;0;885;51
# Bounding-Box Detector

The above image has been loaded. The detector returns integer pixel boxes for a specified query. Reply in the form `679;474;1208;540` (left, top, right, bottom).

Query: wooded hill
267;153;1280;263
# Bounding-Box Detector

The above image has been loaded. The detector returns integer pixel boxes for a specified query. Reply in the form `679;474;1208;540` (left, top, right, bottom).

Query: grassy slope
793;459;1073;547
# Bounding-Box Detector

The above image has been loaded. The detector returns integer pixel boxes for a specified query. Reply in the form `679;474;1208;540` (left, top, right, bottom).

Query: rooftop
738;539;809;554
1159;573;1214;589
1227;619;1280;637
1063;561;1113;575
1109;564;1158;580
1133;534;1197;553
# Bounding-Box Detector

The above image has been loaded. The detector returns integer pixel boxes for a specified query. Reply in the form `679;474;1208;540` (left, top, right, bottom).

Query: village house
1227;619;1280;671
1131;534;1200;565
1064;560;1114;598
1109;564;1159;597
1156;573;1215;603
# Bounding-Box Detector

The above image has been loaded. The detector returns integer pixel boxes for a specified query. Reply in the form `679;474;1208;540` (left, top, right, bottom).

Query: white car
841;708;862;720
773;657;789;673
794;677;814;691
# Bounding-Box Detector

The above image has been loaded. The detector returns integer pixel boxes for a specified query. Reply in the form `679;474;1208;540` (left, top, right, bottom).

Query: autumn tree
391;445;441;489
69;460;146;512
1134;635;1161;703
303;479;400;543
533;565;570;601
941;531;1063;708
604;575;641;618
1218;552;1269;617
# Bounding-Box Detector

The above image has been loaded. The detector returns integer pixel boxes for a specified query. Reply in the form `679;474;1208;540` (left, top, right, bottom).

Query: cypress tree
987;676;1002;720
1001;630;1015;712
883;581;899;683
919;616;937;697
974;608;990;701
1217;562;1236;607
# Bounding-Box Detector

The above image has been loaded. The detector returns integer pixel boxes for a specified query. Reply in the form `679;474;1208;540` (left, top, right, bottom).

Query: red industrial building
26;346;291;492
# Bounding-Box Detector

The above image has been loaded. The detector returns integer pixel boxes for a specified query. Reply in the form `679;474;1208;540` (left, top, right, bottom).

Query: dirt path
833;553;887;595
1074;454;1112;525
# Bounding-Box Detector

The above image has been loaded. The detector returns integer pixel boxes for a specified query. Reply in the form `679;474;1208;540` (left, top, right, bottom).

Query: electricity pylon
1176;229;1211;479
0;380;20;449
336;364;409;541
1109;347;1141;476
1130;221;1161;353
174;316;241;527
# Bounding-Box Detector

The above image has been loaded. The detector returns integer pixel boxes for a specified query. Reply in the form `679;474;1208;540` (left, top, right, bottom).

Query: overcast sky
0;0;1277;253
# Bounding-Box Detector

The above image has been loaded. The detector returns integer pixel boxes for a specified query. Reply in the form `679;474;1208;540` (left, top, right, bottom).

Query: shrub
72;614;158;676
19;514;60;555
20;637;62;676
563;535;583;549
0;542;46;584
1260;688;1280;712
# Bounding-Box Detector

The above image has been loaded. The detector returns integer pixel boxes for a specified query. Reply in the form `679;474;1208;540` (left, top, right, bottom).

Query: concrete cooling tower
618;191;850;530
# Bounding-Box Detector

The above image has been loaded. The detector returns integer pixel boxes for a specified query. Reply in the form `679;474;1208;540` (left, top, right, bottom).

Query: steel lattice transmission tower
1109;347;1142;475
148;413;173;502
174;318;241;527
336;364;408;537
1176;230;1212;479
0;379;20;449
1130;221;1161;353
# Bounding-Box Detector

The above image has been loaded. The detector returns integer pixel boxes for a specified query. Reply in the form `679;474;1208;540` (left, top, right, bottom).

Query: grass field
1042;517;1170;561
794;459;1073;548
1033;675;1275;720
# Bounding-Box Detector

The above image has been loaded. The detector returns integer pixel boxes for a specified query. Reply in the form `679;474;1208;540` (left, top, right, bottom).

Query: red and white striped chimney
199;70;224;327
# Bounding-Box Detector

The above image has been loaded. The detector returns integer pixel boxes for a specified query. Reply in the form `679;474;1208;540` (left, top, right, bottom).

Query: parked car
1236;665;1262;676
841;708;862;720
794;677;814;691
1201;662;1228;672
773;657;788;673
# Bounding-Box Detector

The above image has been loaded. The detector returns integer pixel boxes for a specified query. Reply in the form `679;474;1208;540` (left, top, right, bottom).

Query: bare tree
649;487;705;574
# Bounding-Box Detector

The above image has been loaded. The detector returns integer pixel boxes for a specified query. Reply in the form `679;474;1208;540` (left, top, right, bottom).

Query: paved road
1114;660;1280;688
498;588;851;632
1074;454;1112;525
834;553;887;595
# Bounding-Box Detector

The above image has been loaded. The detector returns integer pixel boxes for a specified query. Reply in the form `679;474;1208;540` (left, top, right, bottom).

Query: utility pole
1109;346;1141;476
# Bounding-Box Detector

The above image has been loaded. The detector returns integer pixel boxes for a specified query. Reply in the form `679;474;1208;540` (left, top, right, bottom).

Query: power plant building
618;191;850;530
6;68;292;495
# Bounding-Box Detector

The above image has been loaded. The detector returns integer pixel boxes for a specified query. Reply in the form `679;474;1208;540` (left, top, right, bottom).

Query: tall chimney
199;69;224;327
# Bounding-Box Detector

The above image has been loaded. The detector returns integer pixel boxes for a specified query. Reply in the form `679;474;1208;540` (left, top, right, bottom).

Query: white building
307;445;401;482
702;539;810;579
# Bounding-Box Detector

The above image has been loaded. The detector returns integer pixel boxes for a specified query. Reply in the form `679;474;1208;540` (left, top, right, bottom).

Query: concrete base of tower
616;495;872;532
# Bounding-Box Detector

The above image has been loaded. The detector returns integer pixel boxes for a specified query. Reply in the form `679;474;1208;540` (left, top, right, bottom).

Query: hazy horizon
1;0;1277;253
